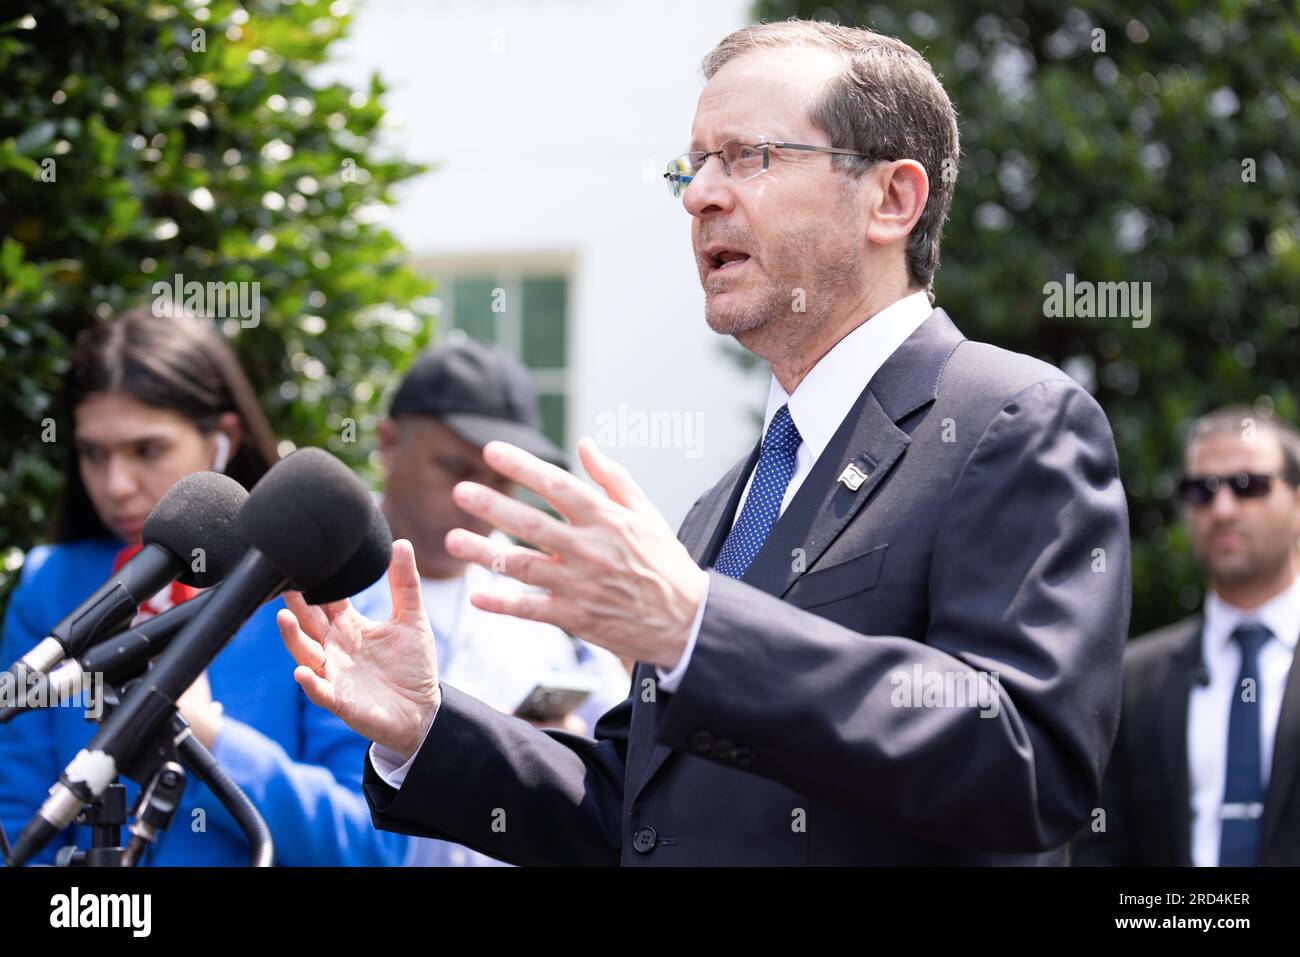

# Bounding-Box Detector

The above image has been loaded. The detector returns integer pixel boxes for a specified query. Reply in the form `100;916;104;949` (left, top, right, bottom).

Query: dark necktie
713;403;802;580
1218;621;1271;866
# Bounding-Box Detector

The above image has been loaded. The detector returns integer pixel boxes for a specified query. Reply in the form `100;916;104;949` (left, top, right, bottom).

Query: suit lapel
739;387;908;596
630;309;965;803
738;307;966;599
1261;633;1300;849
1160;621;1203;866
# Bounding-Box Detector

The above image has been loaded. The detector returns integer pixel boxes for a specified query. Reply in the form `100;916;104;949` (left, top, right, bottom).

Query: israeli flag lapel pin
837;463;868;491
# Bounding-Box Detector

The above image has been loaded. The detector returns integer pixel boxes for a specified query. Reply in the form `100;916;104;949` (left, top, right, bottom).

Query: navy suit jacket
362;308;1132;865
1072;615;1300;866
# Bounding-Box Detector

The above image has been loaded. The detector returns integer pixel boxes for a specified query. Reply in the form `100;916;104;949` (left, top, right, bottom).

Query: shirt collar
760;291;933;461
1204;574;1300;654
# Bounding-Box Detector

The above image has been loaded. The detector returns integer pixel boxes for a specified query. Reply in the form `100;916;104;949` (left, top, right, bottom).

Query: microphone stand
49;678;274;867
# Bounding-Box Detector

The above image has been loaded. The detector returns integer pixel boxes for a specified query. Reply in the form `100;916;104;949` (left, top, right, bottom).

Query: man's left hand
445;438;708;670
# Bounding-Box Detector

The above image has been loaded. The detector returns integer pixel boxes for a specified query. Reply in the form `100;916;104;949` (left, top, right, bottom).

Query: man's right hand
276;539;441;762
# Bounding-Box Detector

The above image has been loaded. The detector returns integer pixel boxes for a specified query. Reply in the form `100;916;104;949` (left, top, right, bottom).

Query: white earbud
211;432;231;473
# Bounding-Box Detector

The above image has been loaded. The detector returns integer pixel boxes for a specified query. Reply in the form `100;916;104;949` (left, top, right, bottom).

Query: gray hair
702;20;961;299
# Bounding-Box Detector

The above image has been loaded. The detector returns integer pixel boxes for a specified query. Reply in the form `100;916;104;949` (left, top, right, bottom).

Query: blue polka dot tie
1219;622;1271;866
713;403;802;579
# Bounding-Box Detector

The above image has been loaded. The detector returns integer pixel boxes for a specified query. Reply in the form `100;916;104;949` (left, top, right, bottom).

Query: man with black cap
379;336;571;580
349;337;631;866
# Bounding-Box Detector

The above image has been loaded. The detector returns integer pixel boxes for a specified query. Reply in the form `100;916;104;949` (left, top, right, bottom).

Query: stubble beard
703;271;786;339
700;227;863;361
1198;527;1292;591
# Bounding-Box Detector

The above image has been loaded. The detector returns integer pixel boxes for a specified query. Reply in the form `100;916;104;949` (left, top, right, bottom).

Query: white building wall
329;0;763;525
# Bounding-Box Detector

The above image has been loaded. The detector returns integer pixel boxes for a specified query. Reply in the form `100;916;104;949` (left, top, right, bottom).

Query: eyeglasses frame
664;138;886;197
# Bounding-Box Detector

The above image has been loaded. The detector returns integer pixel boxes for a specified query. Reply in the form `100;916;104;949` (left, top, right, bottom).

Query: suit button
690;731;713;753
734;747;755;767
632;826;658;853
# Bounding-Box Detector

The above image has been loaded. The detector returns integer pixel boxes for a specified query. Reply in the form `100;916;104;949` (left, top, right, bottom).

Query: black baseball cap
388;338;567;468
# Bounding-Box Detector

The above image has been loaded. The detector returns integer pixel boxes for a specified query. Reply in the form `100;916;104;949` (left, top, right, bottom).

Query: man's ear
864;158;929;251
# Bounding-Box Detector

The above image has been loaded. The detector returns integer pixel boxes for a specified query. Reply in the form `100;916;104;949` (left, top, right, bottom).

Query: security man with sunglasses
1074;405;1300;866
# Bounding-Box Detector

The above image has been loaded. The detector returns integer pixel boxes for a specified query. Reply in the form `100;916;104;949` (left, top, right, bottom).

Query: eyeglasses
664;137;884;198
1176;472;1288;507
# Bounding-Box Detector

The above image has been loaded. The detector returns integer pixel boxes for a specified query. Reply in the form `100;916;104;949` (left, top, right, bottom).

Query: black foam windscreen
142;471;250;588
303;503;393;605
235;447;372;590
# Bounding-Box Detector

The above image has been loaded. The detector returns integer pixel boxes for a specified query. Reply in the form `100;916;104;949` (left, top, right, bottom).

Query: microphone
6;448;374;866
5;504;394;722
303;504;392;605
76;502;389;679
0;471;248;701
0;591;216;725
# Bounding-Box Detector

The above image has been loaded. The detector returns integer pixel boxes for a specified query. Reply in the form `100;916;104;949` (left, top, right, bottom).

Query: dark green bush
1;1;435;614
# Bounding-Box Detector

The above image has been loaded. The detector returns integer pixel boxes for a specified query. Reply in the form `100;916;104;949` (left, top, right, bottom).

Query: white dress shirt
656;290;935;692
1188;576;1300;866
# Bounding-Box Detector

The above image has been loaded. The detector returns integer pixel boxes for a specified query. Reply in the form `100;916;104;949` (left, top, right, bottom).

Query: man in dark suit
1073;407;1300;866
276;21;1130;864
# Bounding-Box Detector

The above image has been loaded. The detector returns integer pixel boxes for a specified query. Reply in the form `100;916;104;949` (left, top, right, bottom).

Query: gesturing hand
276;539;441;762
445;437;709;670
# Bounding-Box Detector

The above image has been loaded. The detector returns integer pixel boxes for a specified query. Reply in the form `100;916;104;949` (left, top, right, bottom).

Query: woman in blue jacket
0;308;408;866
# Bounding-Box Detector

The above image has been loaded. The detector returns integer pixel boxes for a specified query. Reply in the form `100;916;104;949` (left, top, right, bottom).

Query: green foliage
753;0;1300;635
0;1;435;610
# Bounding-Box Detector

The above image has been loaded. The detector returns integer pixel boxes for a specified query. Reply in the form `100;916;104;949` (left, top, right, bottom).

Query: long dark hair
54;308;281;542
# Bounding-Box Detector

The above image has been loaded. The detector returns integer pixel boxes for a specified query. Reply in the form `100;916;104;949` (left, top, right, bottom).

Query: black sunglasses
1177;472;1284;507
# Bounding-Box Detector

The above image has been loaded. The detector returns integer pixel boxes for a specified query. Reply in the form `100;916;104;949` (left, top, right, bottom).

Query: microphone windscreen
303;505;393;605
143;471;250;588
236;447;372;590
